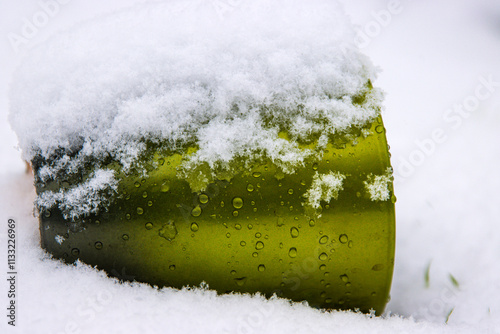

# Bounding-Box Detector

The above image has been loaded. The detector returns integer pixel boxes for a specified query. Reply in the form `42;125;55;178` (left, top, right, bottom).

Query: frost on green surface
55;235;65;245
304;171;346;209
36;169;118;220
364;168;393;201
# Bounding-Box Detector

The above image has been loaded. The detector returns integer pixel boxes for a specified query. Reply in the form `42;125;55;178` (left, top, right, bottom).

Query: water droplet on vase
160;182;170;192
190;222;199;232
137;207;144;215
71;248;80;256
94;242;103;250
191;206;202;217
288;247;297;258
339;234;348;244
319;252;328;261
340;274;349;282
122;234;129;240
255;241;264;250
319;236;328;244
247;184;254;192
258;265;266;272
232;197;244;209
169;265;176;271
234;277;247;286
288;188;294;195
199;194;209;204
290;227;299;238
391;194;397;203
159;221;178;241
372;264;384;271
145;222;153;230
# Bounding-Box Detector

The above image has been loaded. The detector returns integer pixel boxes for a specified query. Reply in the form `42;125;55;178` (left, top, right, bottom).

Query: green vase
36;116;395;314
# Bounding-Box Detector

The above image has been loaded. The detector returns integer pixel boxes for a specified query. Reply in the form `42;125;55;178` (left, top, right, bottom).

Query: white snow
55;235;65;245
1;0;500;333
364;168;392;201
304;171;346;209
36;168;118;220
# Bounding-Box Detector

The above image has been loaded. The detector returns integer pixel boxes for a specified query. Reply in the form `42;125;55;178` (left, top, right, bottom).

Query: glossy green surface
38;118;395;314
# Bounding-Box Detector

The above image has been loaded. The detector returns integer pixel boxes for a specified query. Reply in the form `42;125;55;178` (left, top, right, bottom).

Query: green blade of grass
424;262;431;288
449;273;460;289
445;307;454;324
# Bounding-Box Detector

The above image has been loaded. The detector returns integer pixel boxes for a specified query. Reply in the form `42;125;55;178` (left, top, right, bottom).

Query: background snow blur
1;0;499;333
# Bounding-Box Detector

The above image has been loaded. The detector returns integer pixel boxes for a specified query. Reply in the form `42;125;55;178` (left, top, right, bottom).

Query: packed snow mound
8;0;384;217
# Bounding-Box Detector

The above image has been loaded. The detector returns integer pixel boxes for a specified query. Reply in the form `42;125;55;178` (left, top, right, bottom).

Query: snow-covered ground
1;0;499;333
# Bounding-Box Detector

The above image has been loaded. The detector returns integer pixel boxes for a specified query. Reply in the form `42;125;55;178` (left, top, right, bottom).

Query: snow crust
8;0;383;217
